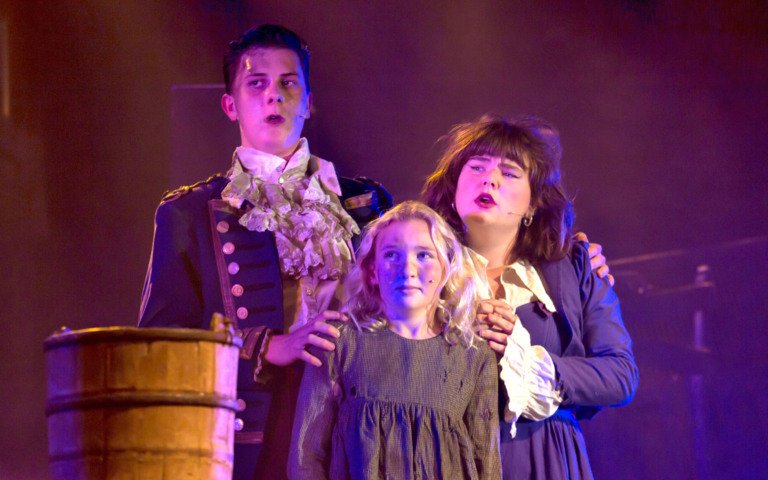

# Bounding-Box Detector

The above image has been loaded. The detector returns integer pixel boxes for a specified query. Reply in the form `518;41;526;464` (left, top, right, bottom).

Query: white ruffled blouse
468;249;564;438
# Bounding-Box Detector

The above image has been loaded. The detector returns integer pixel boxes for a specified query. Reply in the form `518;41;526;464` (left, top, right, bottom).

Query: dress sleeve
138;201;205;329
498;321;562;436
288;344;339;479
550;243;639;416
464;345;502;480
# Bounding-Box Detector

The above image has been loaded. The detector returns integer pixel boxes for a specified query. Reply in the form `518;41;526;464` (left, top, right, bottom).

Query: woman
422;115;639;479
289;201;500;479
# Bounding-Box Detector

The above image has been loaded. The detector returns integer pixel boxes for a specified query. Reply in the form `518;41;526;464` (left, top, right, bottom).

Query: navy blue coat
499;243;639;479
539;243;638;418
138;174;391;480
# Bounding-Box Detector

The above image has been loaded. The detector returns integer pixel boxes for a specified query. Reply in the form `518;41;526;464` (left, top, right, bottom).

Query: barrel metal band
46;392;240;416
49;447;235;463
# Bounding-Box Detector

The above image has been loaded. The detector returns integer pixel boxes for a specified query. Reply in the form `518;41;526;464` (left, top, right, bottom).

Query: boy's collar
228;138;341;196
233;138;311;178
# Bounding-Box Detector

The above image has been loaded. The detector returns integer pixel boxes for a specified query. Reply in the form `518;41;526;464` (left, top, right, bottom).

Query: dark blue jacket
539;243;639;419
138;174;391;480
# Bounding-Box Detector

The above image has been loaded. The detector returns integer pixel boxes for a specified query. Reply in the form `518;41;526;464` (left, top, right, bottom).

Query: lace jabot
220;139;359;280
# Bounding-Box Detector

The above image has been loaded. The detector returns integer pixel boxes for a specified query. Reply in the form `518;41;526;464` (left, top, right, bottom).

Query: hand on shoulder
475;299;518;355
573;232;614;286
264;310;349;367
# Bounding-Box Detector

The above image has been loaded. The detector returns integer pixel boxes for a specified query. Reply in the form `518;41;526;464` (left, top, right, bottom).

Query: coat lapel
539;259;576;353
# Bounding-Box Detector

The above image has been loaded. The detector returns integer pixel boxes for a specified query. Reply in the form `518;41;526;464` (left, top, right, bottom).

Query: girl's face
371;219;445;321
454;154;532;233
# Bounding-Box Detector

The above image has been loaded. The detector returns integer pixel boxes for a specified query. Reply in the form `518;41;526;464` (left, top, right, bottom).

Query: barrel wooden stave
45;327;240;480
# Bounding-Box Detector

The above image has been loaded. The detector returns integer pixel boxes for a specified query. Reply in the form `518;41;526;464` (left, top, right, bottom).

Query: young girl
288;201;501;480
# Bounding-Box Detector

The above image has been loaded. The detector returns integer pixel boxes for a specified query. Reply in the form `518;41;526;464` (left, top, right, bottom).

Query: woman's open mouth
475;193;496;207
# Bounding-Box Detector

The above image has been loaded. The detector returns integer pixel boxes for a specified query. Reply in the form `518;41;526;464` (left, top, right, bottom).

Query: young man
138;25;391;480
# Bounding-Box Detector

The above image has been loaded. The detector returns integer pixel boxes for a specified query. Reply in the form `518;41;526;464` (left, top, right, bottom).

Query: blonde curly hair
343;201;481;347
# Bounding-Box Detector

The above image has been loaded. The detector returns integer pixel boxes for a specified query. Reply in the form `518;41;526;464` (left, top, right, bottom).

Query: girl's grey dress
289;324;501;480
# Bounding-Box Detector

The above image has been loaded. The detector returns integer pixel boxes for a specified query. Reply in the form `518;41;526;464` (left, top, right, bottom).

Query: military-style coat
138;173;391;480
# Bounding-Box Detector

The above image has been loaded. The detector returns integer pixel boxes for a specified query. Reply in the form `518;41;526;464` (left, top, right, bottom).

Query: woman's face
371;219;444;320
454;154;532;233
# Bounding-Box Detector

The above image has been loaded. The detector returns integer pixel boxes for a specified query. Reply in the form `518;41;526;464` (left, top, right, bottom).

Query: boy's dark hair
223;24;311;94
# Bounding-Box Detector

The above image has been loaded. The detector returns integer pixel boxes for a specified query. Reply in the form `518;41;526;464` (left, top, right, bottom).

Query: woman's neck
465;224;518;269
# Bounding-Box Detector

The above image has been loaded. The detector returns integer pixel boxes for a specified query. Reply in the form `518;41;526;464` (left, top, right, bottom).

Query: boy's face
221;47;312;159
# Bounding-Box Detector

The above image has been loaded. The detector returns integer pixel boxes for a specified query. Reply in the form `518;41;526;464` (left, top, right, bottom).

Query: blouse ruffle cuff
498;322;563;438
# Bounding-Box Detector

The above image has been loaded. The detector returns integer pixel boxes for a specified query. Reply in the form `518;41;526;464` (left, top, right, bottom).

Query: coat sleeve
464;345;502;480
550;243;639;415
288;345;338;479
138;200;206;329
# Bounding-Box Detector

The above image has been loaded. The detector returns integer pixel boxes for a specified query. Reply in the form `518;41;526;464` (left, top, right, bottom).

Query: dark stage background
2;1;767;479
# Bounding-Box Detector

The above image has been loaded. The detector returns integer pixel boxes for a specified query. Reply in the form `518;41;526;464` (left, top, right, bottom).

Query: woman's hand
574;232;614;286
264;310;348;367
476;299;517;354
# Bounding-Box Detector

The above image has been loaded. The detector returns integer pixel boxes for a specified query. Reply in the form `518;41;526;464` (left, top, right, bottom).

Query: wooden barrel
45;317;242;480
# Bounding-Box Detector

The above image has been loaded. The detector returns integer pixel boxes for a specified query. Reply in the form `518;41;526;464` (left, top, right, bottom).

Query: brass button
236;398;246;411
227;262;240;275
237;307;248;320
234;418;244;431
216;221;229;233
231;284;244;297
222;242;235;255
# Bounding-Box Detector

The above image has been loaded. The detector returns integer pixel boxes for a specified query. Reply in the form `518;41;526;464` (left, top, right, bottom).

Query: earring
522;215;533;227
